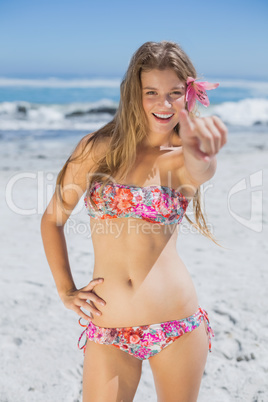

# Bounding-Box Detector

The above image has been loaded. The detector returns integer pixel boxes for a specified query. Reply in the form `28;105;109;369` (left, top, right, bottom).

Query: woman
41;41;227;401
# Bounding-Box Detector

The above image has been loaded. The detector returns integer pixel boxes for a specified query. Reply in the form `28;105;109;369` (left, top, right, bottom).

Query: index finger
179;109;193;130
86;278;104;291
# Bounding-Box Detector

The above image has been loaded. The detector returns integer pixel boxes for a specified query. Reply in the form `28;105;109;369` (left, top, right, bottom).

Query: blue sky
0;0;267;79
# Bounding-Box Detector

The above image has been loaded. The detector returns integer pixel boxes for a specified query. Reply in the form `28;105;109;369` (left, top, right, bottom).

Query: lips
152;112;174;122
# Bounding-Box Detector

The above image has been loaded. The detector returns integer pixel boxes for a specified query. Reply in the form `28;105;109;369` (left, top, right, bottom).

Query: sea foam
206;98;268;126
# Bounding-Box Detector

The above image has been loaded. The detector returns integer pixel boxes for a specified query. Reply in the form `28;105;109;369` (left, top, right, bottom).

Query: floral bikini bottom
78;306;214;361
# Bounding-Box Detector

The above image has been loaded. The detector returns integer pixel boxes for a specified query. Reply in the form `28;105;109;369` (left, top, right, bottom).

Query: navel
127;278;133;287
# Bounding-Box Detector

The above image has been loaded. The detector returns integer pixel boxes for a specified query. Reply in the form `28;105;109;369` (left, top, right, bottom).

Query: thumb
179;109;193;133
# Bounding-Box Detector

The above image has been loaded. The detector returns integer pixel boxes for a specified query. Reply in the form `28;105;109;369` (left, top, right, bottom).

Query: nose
158;95;172;108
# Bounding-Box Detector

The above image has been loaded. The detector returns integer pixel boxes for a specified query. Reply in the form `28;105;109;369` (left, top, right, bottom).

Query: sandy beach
0;127;267;402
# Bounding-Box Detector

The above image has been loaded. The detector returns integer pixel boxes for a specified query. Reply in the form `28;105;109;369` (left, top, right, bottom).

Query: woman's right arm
40;134;106;321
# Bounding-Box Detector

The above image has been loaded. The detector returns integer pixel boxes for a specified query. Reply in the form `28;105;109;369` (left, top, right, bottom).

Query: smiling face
141;68;186;146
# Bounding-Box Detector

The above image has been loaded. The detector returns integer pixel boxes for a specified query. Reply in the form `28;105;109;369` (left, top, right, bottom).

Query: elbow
40;210;65;232
40;210;53;234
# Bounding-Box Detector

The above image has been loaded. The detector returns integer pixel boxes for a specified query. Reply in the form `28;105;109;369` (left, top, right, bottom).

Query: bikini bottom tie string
198;306;215;352
77;318;89;353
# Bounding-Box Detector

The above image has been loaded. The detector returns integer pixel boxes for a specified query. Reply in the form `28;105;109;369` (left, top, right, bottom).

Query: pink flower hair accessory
186;77;219;112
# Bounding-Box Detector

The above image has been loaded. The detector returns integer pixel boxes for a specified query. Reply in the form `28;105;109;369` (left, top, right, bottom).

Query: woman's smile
152;112;174;122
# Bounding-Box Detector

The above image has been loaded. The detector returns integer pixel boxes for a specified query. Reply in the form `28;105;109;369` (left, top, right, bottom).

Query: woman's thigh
83;341;143;402
149;320;209;402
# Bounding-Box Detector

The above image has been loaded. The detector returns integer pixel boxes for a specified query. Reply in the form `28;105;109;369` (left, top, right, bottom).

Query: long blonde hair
56;41;219;244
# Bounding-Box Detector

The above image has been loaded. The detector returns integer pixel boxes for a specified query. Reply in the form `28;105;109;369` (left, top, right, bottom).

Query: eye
171;91;182;96
145;91;157;95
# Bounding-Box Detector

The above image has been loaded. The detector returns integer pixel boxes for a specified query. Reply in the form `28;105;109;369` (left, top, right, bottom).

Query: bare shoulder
61;132;112;199
70;132;111;172
73;131;109;154
42;132;111;226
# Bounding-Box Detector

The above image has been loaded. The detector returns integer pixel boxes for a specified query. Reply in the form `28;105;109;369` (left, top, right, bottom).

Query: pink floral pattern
78;307;214;360
84;181;189;225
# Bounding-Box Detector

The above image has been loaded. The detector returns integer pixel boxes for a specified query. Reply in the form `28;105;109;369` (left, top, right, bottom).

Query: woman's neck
140;131;181;150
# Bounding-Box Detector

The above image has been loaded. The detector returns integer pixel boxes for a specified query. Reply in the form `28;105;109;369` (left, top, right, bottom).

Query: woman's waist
90;266;198;327
93;249;187;283
91;290;199;327
92;265;195;299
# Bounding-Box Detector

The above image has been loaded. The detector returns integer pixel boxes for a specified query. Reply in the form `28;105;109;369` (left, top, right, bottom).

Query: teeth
153;113;173;119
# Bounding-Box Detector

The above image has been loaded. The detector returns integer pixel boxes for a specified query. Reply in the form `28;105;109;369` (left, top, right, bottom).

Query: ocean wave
0;98;267;130
201;98;268;126
0;99;118;130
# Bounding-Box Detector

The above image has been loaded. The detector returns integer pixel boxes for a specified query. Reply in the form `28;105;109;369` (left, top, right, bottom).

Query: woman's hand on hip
61;278;106;321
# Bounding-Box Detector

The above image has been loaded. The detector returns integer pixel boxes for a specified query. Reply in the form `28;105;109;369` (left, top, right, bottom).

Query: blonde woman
41;41;227;401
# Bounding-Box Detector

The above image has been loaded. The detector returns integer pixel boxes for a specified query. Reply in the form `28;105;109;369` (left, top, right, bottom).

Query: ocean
0;75;267;175
0;76;268;134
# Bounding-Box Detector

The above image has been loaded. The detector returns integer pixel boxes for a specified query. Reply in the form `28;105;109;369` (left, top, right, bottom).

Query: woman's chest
120;147;183;189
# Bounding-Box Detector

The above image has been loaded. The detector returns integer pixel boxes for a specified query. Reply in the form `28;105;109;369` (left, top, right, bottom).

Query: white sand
0;129;267;401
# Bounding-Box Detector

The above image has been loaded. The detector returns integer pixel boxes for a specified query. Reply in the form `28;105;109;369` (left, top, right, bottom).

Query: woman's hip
78;306;215;360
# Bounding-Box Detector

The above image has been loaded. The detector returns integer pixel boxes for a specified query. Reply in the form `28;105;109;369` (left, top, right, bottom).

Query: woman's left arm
178;109;228;186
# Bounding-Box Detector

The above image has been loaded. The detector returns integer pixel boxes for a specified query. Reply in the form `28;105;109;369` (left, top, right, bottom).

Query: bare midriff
89;216;199;328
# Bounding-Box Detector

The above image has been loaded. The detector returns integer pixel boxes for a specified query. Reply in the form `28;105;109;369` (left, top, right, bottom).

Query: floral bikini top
84;181;189;225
